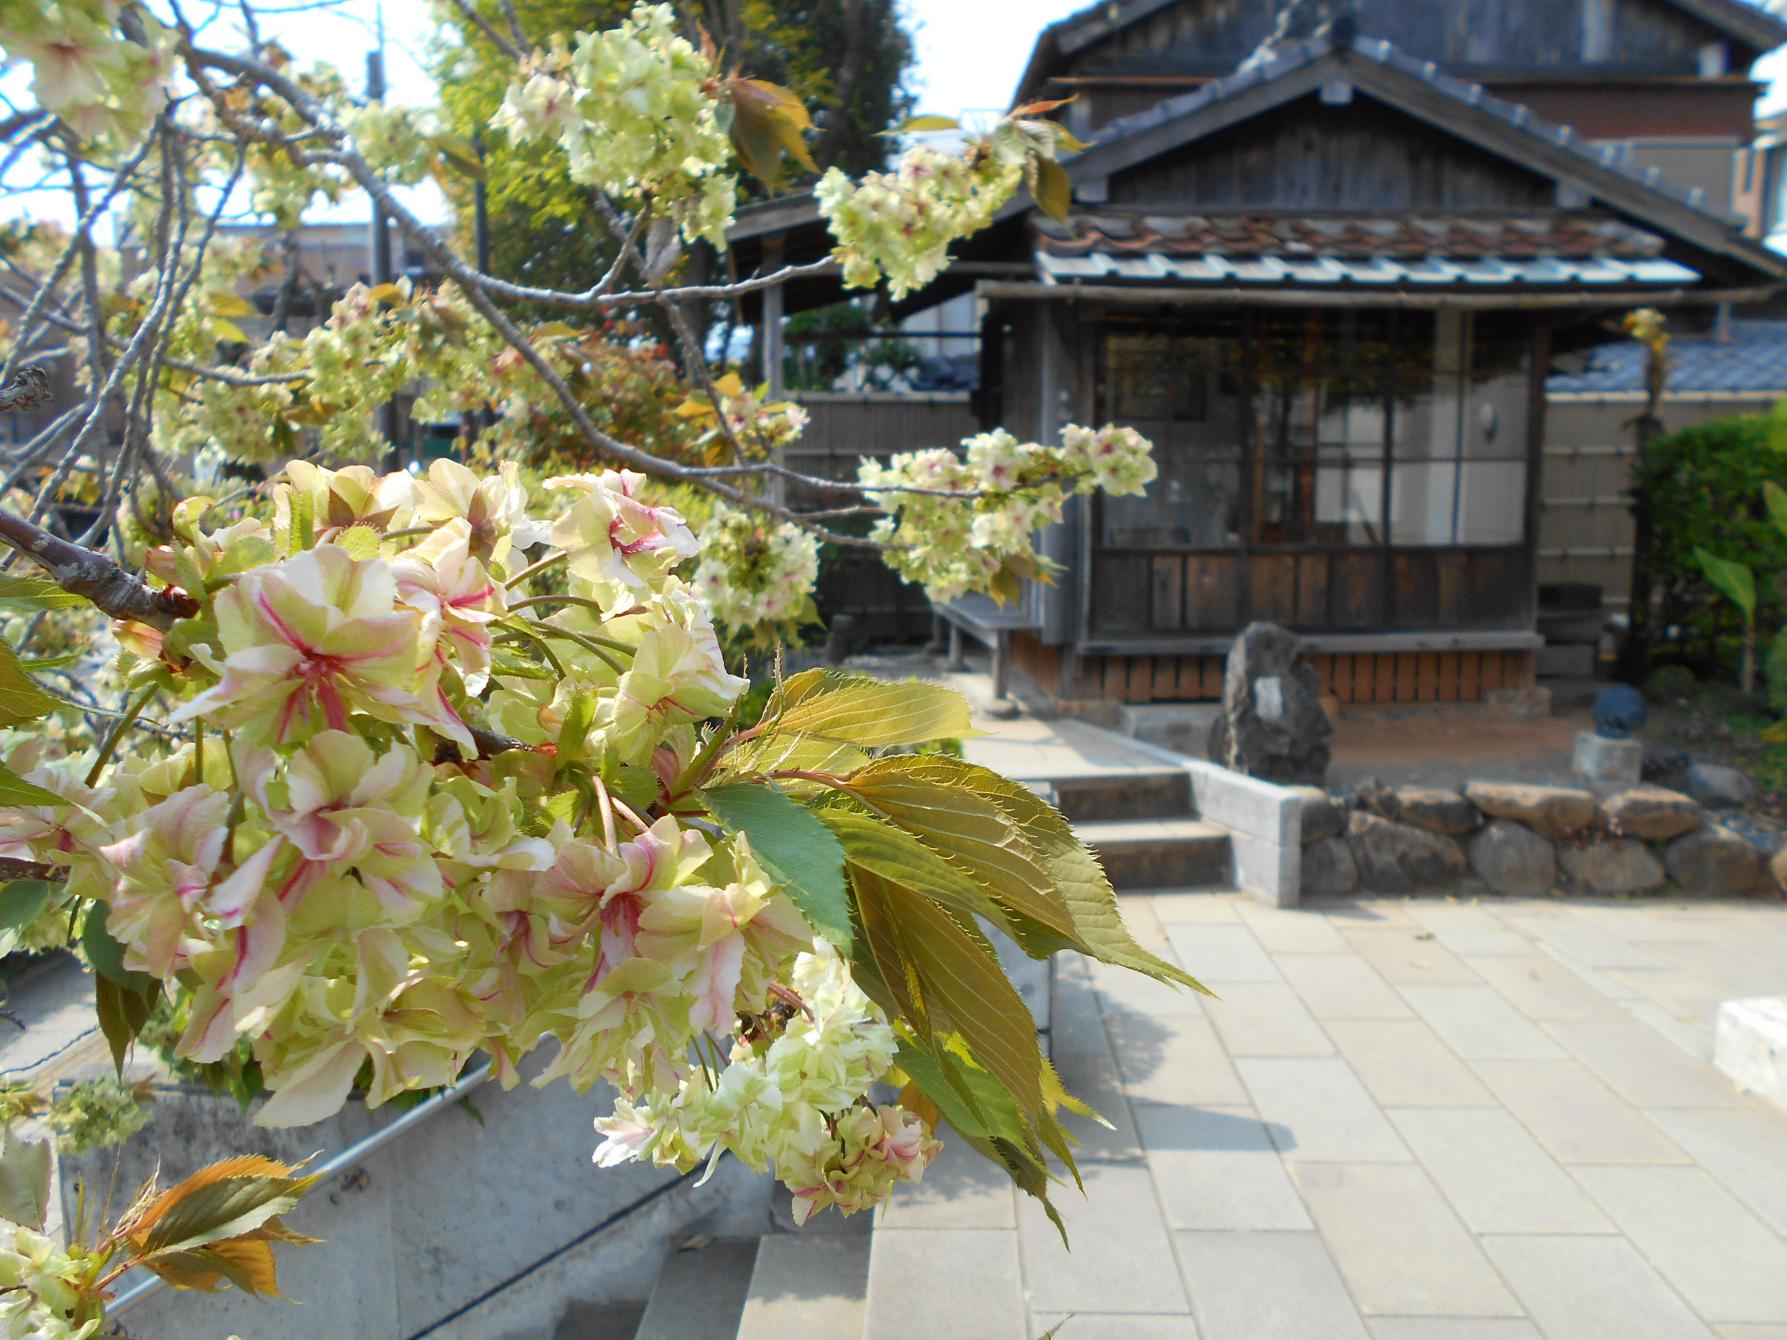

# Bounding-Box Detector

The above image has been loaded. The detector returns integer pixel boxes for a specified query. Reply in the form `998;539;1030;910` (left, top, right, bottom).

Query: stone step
1046;769;1192;823
551;1300;647;1340
634;1238;760;1340
736;1231;871;1339
1077;816;1233;891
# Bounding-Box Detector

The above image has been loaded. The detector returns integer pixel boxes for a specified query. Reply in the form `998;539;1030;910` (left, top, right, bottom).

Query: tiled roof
1036;213;1670;260
1034;212;1701;288
1549;320;1787;395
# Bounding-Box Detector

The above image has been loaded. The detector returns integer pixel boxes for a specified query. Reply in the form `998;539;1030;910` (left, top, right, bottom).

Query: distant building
733;0;1787;709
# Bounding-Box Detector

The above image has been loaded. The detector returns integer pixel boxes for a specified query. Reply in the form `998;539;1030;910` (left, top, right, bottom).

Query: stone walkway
869;891;1787;1340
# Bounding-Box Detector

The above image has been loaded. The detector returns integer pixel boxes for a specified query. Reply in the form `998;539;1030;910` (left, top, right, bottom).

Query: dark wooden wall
1089;547;1532;637
1109;96;1555;209
1010;633;1537;705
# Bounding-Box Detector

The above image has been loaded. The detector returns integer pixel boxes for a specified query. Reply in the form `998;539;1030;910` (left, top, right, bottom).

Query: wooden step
1077;817;1232;891
1045;769;1192;823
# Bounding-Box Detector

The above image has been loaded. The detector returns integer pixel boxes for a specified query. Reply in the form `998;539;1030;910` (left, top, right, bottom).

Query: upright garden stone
1466;820;1557;895
1665;825;1766;895
1599;787;1703;841
1218;621;1331;786
1461;782;1597;839
1559;840;1665;895
1346;811;1465;893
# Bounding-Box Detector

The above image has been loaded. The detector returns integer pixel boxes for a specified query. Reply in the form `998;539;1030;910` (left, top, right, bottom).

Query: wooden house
730;0;1787;708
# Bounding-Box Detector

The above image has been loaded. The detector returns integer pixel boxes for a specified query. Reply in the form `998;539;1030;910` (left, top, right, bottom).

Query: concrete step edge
634;1237;761;1340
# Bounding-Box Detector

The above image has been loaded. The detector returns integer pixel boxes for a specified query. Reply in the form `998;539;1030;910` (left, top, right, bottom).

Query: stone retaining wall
1293;781;1781;899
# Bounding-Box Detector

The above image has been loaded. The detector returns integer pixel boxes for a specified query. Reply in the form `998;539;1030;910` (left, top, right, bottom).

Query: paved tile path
872;892;1787;1340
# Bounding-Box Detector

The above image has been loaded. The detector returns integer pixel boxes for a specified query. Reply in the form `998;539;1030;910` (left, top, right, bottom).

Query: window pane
1456;461;1527;544
1316;464;1384;545
1099;324;1243;548
1105;462;1242;547
1390;462;1458;545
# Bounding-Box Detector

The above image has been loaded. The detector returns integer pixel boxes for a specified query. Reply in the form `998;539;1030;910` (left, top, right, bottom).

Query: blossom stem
84;685;158;788
592;774;617;852
503;551;567;589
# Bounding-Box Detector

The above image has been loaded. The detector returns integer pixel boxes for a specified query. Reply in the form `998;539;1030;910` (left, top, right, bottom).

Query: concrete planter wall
62;1060;773;1339
1292;781;1779;899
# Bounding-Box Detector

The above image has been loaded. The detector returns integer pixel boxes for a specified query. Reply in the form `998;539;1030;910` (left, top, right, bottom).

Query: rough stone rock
1391;788;1480;836
1559;840;1666;895
1600;787;1704;842
1643;747;1692;792
1346;811;1466;893
1685;761;1757;810
1289;785;1343;845
1466;820;1558;896
1772;845;1787;892
1302;835;1358;897
1665;825;1767;896
1218;621;1332;786
1461;782;1598;839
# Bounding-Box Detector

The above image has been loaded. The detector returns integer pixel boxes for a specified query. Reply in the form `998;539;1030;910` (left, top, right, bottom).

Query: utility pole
366;14;400;453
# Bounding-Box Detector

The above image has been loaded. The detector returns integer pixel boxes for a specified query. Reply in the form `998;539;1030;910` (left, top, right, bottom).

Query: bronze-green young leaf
760;669;977;750
841;755;1079;951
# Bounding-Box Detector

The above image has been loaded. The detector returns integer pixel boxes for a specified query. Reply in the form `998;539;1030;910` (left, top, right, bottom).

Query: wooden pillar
761;236;786;507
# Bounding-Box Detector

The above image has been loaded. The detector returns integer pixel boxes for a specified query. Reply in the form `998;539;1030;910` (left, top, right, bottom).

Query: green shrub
1645;663;1697;705
1633;415;1787;681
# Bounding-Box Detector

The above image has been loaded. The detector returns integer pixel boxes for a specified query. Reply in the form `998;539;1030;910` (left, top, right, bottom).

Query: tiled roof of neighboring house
1549;320;1787;394
1037;213;1671;260
1034;212;1700;288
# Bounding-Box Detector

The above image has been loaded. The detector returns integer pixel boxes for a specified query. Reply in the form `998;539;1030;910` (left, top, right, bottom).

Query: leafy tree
432;0;914;299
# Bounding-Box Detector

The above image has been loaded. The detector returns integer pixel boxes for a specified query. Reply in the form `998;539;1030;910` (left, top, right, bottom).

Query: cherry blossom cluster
593;944;939;1223
691;503;821;648
0;1220;100;1340
492;4;737;245
0;458;939;1220
860;424;1157;602
0;0;175;142
816;111;1085;300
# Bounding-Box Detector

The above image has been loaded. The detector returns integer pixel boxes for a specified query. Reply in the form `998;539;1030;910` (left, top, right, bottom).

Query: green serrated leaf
95;974;157;1076
0;880;55;933
81;904;159;994
930;758;1207;994
1032;155;1072;223
0;573;88;612
0;641;57;728
889;114;961;134
842;756;1079;950
0;1131;51;1231
0;763;64;807
761;669;976;750
608;763;662;812
701;782;851;951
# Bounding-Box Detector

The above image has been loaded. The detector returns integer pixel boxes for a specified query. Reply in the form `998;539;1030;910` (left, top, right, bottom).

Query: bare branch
0;366;51;413
0;505;198;630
